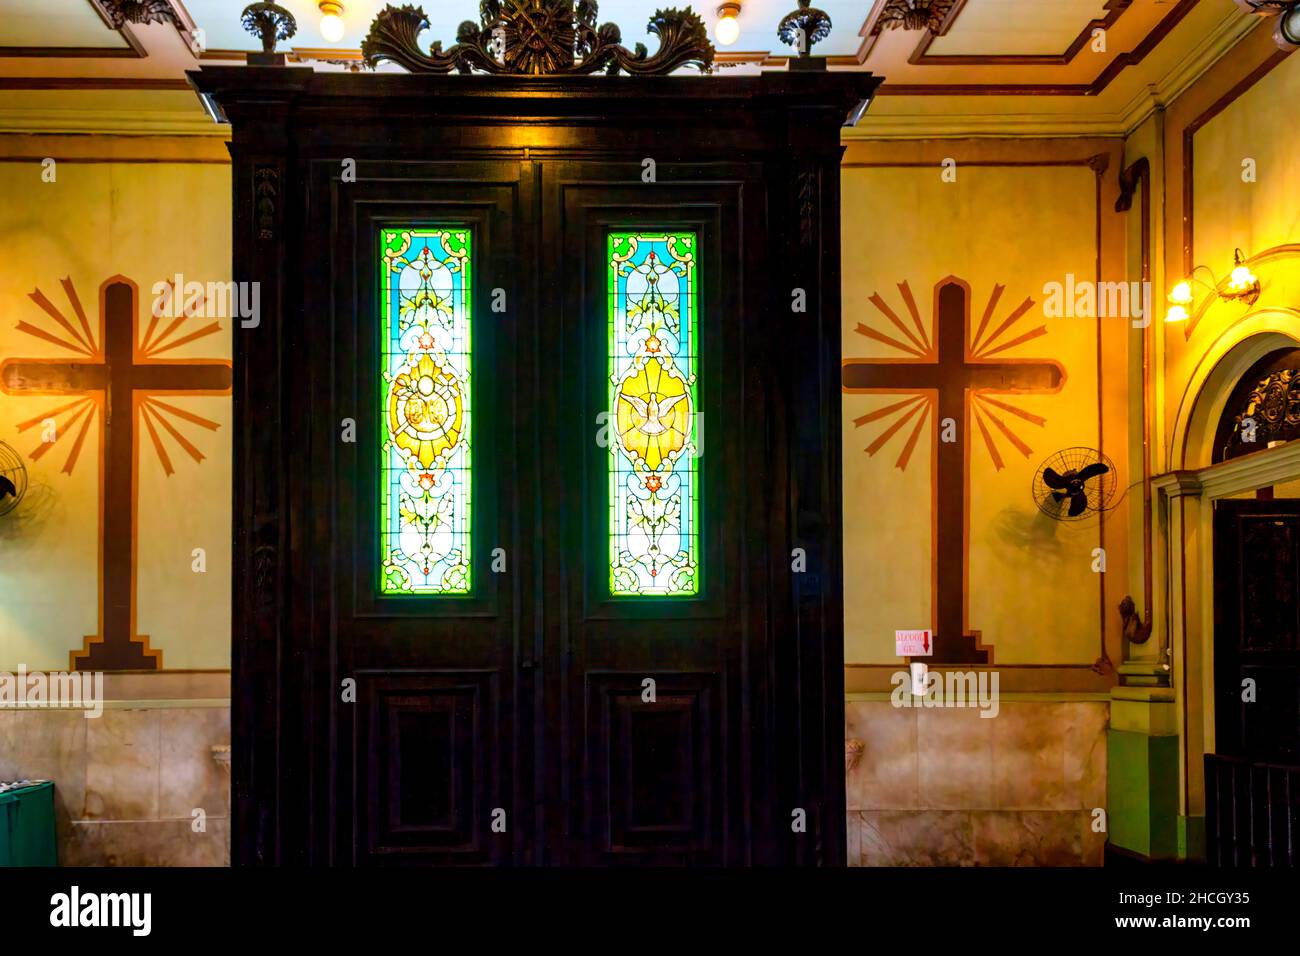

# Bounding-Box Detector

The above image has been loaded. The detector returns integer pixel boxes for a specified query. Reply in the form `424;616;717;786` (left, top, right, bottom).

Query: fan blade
0;475;15;499
1075;462;1110;483
1050;491;1068;503
1043;467;1070;490
1067;493;1088;517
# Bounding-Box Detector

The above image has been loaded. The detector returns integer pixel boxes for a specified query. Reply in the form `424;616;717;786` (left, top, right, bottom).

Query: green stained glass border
379;226;473;595
607;230;700;597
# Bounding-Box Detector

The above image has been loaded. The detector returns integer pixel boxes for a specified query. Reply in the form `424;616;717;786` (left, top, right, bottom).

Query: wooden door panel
587;671;722;862
357;670;498;862
309;164;531;863
542;165;773;863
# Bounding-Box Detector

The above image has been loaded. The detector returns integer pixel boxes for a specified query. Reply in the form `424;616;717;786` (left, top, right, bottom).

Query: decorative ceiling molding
360;2;714;76
98;0;181;29
845;0;1201;98
909;0;1133;66
843;5;1263;140
876;0;959;35
852;0;955;64
0;103;229;136
0;0;157;59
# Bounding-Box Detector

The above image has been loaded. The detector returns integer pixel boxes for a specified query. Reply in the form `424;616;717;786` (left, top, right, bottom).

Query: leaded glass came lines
380;227;472;594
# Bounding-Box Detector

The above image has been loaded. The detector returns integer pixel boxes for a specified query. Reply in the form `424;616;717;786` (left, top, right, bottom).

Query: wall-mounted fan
0;441;28;517
1031;447;1116;520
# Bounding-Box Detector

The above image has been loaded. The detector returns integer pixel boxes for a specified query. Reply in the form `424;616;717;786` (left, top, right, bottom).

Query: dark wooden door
304;159;777;865
198;65;872;868
1213;499;1300;763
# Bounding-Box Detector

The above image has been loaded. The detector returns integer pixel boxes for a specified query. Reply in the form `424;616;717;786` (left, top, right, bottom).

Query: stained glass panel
380;227;472;594
608;231;699;596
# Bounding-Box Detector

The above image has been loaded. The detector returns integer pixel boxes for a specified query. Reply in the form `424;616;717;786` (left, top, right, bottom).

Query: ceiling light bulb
716;3;741;46
1168;281;1193;306
1280;7;1300;48
319;2;346;43
1165;304;1189;324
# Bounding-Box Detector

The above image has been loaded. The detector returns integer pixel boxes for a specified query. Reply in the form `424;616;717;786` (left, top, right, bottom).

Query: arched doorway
1159;325;1300;866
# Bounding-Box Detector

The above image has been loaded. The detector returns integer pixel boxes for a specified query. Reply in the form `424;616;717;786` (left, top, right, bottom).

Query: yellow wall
841;140;1129;683
1112;27;1300;834
1160;34;1300;471
0;148;231;670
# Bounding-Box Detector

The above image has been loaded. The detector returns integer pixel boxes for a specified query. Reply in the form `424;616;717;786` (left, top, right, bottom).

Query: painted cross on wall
0;276;232;670
842;276;1065;663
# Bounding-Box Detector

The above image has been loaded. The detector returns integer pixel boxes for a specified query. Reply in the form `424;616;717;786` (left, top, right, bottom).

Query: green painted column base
1179;815;1205;861
1107;726;1180;860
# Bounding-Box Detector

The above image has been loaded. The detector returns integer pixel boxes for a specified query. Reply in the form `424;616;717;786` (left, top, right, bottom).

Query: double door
289;158;783;864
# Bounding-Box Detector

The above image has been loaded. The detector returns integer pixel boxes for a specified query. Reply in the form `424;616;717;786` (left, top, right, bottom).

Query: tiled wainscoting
0;680;230;866
845;697;1109;866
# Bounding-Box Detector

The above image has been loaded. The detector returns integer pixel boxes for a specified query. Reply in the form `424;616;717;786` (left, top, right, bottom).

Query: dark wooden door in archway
196;63;876;866
1213;499;1300;764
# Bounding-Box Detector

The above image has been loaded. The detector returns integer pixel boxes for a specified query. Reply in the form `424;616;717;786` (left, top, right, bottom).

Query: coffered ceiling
0;1;1280;136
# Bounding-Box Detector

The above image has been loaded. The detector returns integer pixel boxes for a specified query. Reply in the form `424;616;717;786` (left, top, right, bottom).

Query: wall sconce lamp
319;1;346;43
1166;248;1260;322
1225;248;1262;305
1234;1;1300;52
715;2;742;46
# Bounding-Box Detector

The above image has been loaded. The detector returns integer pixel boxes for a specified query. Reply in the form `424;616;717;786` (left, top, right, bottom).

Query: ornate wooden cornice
361;2;715;76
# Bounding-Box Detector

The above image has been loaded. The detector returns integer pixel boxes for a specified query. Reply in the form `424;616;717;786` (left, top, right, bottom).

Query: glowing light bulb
715;4;741;46
1281;7;1300;47
319;2;345;43
321;14;345;42
1165;304;1189;324
1168;280;1193;306
1229;264;1255;290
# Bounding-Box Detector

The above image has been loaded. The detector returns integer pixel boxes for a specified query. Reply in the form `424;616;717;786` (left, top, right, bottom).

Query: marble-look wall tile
159;708;230;819
3;706;233;865
1081;812;1106;866
846;702;917;810
0;709;90;845
859;810;974;866
845;699;1108;865
917;706;994;810
990;703;1070;811
62;818;229;867
971;811;1085;866
1062;702;1108;810
84;709;161;820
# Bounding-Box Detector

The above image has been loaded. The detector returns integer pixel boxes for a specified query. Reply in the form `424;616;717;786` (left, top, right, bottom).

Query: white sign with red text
895;629;932;657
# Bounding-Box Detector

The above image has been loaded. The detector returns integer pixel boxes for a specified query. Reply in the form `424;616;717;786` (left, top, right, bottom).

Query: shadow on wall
0;479;58;543
989;506;1072;563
